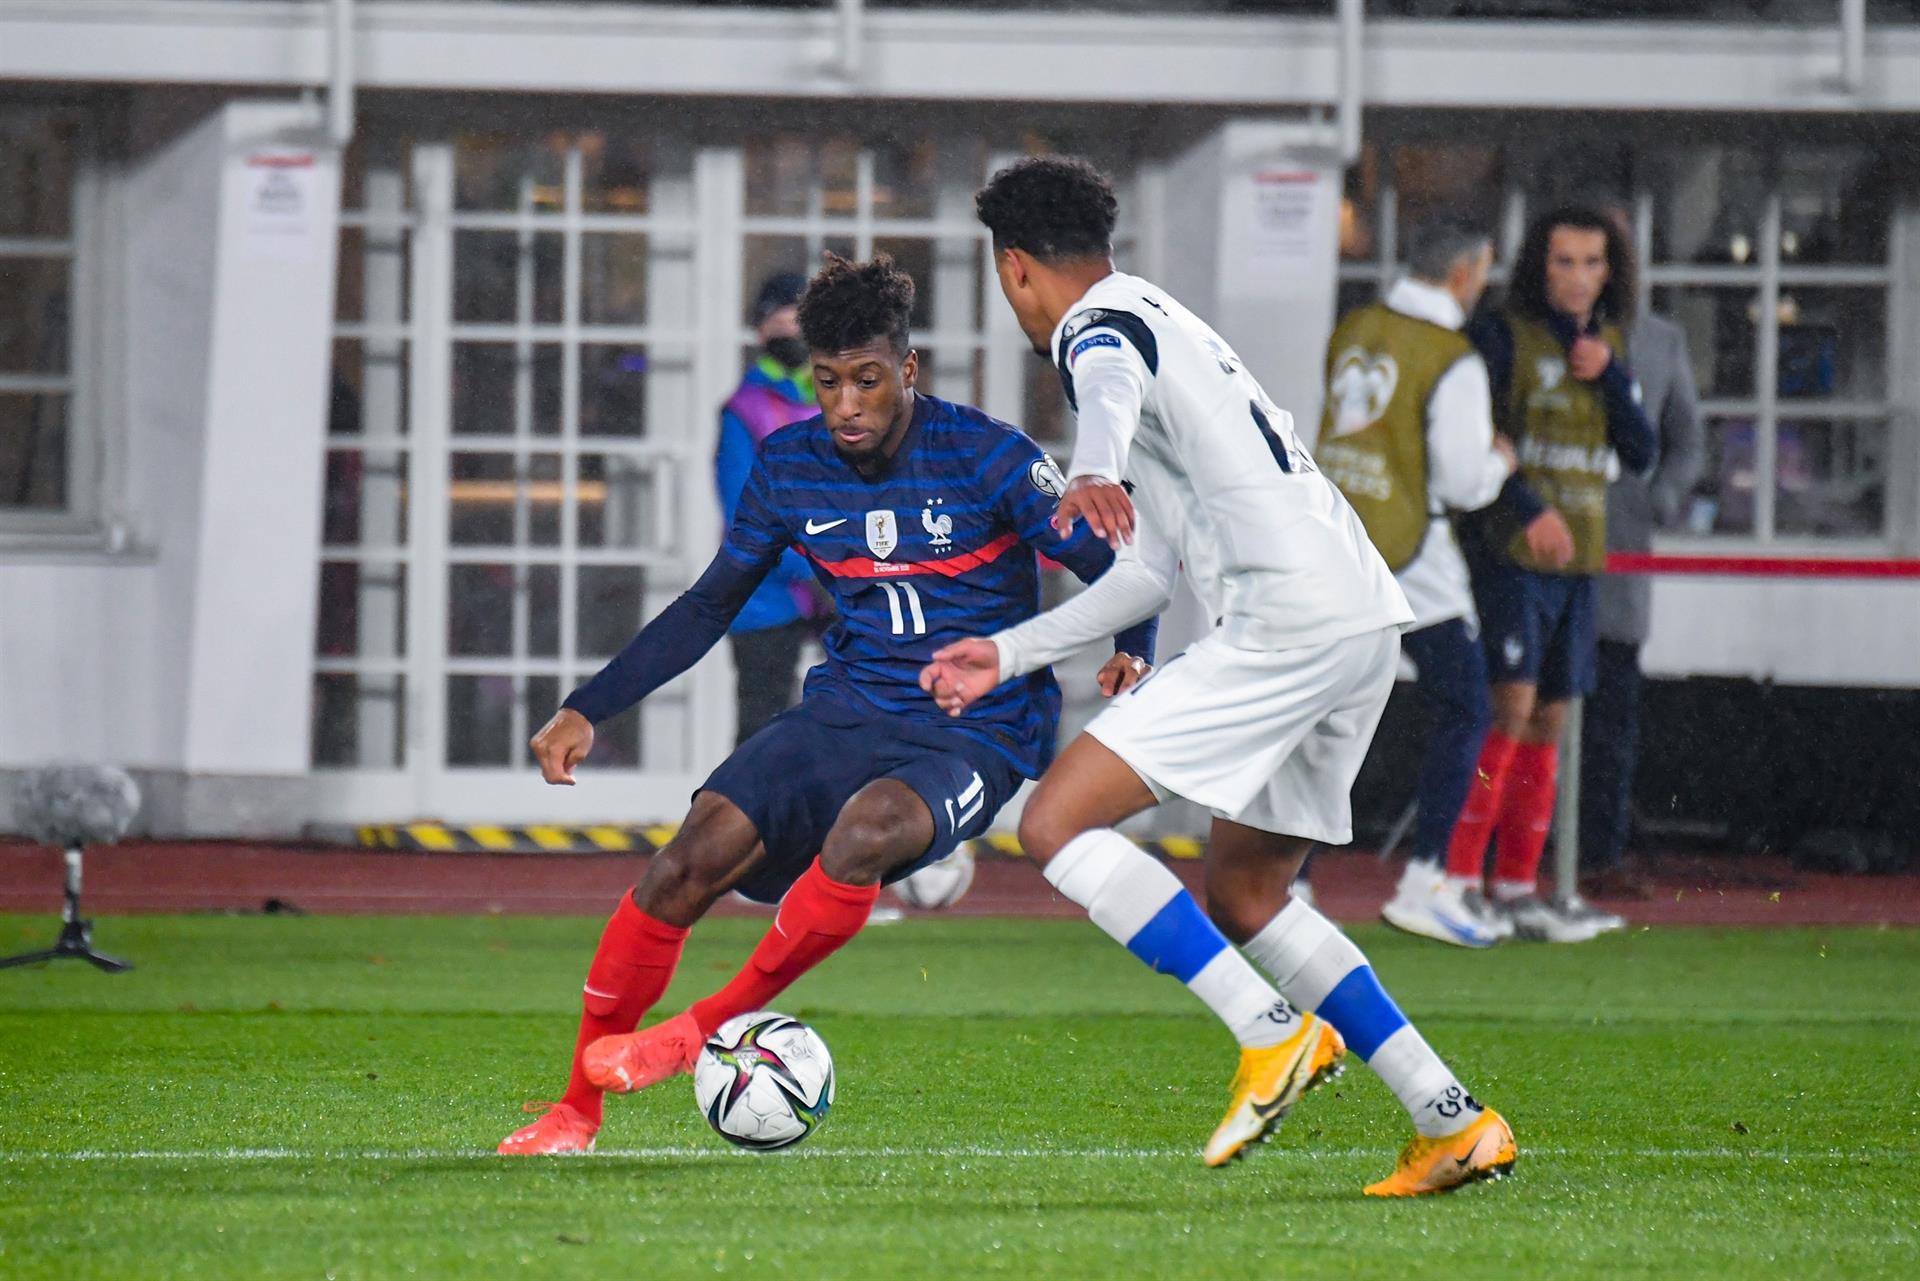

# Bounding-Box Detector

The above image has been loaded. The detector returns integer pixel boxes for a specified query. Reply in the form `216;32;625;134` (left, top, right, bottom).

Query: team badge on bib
865;509;899;560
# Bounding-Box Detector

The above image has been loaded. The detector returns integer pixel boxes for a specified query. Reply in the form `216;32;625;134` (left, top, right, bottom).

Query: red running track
1;840;1913;927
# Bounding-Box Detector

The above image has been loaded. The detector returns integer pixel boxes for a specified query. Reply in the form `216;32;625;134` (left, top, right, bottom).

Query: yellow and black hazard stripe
341;823;1207;861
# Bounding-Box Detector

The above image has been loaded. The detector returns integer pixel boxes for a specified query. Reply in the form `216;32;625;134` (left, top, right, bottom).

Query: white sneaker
1290;879;1317;911
1459;888;1515;942
1560;895;1626;934
1380;864;1498;948
1494;893;1606;943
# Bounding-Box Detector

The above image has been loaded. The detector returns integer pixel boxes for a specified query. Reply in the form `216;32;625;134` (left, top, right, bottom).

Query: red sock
1444;729;1520;882
686;859;879;1037
1492;741;1560;892
559;892;690;1126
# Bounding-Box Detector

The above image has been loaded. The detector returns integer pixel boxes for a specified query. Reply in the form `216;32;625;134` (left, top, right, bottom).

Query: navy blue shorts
699;694;1025;904
1469;556;1598;703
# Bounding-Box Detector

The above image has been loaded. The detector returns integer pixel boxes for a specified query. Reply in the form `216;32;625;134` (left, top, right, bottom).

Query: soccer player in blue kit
499;254;1167;1154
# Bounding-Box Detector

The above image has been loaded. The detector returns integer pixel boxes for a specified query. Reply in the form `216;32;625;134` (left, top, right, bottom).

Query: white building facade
2;1;1917;834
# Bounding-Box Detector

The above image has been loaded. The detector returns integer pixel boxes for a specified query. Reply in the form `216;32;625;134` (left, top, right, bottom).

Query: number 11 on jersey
877;581;927;636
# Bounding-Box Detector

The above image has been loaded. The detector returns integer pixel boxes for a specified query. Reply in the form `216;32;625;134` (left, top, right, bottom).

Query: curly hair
797;253;915;356
1508;205;1638;328
974;155;1117;263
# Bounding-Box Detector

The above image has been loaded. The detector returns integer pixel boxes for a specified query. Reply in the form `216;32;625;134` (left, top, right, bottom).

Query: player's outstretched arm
537;547;769;779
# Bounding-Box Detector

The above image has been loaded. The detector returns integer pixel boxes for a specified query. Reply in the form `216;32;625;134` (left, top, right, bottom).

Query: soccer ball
891;846;976;910
692;1012;835;1151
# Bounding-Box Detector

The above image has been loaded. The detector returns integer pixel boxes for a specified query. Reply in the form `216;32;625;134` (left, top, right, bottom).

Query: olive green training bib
1316;302;1475;571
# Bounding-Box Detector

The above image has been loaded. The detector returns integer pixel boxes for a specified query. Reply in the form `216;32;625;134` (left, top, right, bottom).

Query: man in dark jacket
1580;308;1705;899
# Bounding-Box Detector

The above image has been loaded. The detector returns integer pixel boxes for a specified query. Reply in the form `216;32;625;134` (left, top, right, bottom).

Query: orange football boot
496;1100;598;1156
583;1010;704;1094
1363;1107;1517;1196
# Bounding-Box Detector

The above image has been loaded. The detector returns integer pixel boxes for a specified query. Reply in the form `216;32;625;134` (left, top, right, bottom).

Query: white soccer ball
891;846;976;910
692;1011;835;1151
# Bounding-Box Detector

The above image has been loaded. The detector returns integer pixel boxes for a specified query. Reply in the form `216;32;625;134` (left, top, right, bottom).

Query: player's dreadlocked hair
974;155;1117;263
798;253;916;356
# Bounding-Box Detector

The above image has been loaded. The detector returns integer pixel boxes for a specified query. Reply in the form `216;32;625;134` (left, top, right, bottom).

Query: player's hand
1525;508;1576;569
1054;475;1134;549
1492;433;1518;474
919;638;1002;717
530;708;593;785
1568;335;1613;382
1096;652;1151;698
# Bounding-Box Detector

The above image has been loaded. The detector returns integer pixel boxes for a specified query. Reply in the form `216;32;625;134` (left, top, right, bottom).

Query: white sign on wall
242;152;317;259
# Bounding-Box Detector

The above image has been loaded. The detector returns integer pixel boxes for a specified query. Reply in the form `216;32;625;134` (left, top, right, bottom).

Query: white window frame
0;104;119;551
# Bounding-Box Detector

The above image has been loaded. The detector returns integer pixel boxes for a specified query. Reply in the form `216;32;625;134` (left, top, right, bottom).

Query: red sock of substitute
686;859;879;1037
1444;729;1521;883
559;892;690;1126
1492;741;1560;897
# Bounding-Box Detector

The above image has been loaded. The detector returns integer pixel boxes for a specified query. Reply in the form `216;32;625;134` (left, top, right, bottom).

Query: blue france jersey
726;394;1136;774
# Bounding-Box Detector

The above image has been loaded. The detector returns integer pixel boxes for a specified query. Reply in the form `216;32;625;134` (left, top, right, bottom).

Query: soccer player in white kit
923;156;1516;1195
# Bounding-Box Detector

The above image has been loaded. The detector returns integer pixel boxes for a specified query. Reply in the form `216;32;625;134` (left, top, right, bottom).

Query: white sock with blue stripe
1045;830;1298;1050
1245;897;1479;1138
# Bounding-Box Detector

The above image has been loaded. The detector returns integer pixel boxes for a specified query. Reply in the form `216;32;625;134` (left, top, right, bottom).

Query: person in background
1308;215;1518;948
1445;205;1657;943
717;271;827;744
1580;306;1705;900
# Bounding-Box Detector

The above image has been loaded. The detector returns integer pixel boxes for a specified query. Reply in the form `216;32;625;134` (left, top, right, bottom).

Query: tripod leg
83;951;133;973
0;948;65;969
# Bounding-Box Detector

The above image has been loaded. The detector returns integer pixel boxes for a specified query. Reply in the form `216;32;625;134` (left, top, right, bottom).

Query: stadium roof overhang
3;1;1920;116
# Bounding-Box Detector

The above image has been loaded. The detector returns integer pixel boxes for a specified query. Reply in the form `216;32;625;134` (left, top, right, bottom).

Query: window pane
746;137;858;218
0;258;70;374
870;138;941;221
1649;286;1758;399
0;111;77;238
1685;416;1760;536
577;454;663;551
914;347;985;409
1778;147;1893;266
1777;287;1885;401
335;227;411;325
446;673;514;766
579;132;653;215
315;561;407;659
0;391;67;509
1775;418;1888;538
580;233;650;325
455;133;565;212
448;452;564;547
529;564;560;659
577;564;647;660
1391;145;1505;263
581;342;674;438
451;342;561;437
1649;146;1766;266
323;449;410;548
312;673;405;770
330;338;410;438
453;230;563;325
448;564;517;657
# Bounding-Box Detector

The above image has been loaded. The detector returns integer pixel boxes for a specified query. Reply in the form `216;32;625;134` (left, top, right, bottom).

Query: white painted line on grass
0;1144;1904;1164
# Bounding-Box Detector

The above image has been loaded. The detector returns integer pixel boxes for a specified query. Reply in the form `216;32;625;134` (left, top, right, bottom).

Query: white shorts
1083;626;1400;844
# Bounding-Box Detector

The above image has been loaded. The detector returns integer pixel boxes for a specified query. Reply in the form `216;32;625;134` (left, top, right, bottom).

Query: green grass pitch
1;912;1916;1279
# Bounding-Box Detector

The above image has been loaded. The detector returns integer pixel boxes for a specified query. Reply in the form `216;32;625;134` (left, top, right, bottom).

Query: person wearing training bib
1313;215;1517;949
1446;206;1657;944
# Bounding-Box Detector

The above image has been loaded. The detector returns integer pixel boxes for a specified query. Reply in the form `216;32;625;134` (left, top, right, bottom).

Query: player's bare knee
821;783;929;885
1016;801;1077;868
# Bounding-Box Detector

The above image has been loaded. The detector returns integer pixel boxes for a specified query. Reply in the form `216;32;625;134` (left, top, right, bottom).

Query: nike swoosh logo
1453;1131;1491;1171
804;518;847;534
